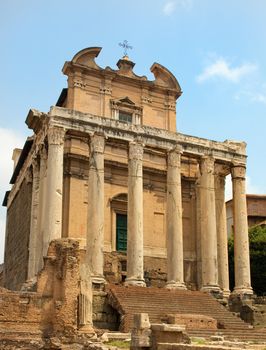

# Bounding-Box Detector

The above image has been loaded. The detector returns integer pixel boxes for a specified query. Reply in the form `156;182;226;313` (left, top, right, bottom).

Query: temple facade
3;47;253;298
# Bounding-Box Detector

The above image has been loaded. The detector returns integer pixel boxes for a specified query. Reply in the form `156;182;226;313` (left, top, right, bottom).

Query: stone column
165;146;186;289
39;145;48;268
231;164;253;295
27;157;40;280
86;133;105;284
200;156;220;294
125;141;146;287
215;174;230;297
43;127;65;254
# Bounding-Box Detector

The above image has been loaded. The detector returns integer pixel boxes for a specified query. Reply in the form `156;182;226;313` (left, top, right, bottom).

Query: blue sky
0;0;266;262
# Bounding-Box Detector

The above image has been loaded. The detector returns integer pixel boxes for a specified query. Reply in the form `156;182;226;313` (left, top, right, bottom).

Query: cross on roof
119;40;133;57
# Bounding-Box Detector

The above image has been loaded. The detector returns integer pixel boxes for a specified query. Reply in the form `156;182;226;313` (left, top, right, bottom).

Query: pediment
112;96;135;105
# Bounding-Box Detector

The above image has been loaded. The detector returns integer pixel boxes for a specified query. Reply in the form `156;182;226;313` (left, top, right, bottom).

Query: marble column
86;133;105;284
125;141;146;287
165;146;186;289
27;157;40;280
215;174;230;297
231;164;253;295
200;156;220;293
39;145;48;267
43;127;65;255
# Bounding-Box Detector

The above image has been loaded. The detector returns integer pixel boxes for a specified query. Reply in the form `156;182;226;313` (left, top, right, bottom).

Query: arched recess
110;193;128;252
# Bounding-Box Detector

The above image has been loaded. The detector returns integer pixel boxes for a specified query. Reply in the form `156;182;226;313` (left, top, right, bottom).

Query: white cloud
163;0;192;15
196;58;257;83
0;127;26;263
234;87;266;105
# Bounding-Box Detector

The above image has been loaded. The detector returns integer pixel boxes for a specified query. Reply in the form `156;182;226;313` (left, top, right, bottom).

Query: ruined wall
4;179;32;290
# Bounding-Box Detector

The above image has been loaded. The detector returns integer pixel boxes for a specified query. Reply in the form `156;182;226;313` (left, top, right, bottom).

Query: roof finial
119;40;133;58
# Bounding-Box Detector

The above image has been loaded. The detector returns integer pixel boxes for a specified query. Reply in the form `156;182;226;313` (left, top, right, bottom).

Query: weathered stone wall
104;253;197;289
4;179;32;290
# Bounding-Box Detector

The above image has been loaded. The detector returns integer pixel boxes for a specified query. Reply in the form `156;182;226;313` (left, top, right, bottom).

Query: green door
116;214;127;251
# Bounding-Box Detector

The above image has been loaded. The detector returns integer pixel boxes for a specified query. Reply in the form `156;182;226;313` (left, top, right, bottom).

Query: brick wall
4;179;32;290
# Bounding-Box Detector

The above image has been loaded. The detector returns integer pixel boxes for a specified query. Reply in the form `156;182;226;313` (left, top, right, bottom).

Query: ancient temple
3;47;253;300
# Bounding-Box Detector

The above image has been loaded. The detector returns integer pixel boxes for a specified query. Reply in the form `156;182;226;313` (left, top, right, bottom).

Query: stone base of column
201;285;222;298
78;325;95;334
222;289;231;299
165;281;187;290
232;286;253;297
91;275;106;287
124;277;146;287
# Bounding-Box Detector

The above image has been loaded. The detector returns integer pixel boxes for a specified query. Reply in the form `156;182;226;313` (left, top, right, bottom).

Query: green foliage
105;340;130;348
228;226;266;295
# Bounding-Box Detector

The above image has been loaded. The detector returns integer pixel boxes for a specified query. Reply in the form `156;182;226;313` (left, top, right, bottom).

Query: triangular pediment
115;96;135;105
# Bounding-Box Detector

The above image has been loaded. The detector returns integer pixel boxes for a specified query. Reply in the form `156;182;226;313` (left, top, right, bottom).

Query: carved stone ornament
201;156;215;175
31;156;39;173
129;142;143;161
164;101;176;111
168;146;182;167
141;95;152;104
25;167;33;184
91;134;105;153
39;144;48;161
100;86;112;95
231;164;246;179
47;127;65;146
73;80;86;89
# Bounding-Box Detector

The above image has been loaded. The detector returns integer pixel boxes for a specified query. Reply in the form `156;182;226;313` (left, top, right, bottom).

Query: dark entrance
116;213;127;251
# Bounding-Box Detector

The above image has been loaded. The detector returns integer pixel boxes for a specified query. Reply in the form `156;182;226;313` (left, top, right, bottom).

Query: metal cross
119;40;133;56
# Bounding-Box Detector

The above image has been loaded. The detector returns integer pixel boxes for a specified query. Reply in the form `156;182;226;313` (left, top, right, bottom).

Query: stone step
107;285;265;342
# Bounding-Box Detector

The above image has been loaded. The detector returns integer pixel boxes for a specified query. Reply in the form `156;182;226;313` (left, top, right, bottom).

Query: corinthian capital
168;145;182;167
47;127;65;146
90;133;105;154
201;156;215;175
231;164;246;180
129;142;143;161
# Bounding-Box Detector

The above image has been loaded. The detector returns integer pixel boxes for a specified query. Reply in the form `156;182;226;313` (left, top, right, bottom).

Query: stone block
133;313;150;330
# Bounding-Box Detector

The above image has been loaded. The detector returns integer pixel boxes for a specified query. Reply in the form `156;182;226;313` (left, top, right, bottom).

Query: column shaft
215;174;230;297
231;165;253;295
125;142;145;286
27;157;40;279
165;146;186;289
86;133;105;284
43;127;65;255
200;156;220;293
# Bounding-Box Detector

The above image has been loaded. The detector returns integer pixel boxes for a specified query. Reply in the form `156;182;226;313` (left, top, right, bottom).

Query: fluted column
43;127;65;255
165;146;186;289
27;157;40;279
86;133;105;284
125;141;146;287
231;164;253;295
215;174;230;297
200;156;220;294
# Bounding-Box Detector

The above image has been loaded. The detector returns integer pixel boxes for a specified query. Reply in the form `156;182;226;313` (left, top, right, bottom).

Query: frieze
48;107;248;164
129;142;143;161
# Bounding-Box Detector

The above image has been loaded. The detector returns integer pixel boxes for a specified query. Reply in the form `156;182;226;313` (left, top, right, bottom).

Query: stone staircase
107;285;266;342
